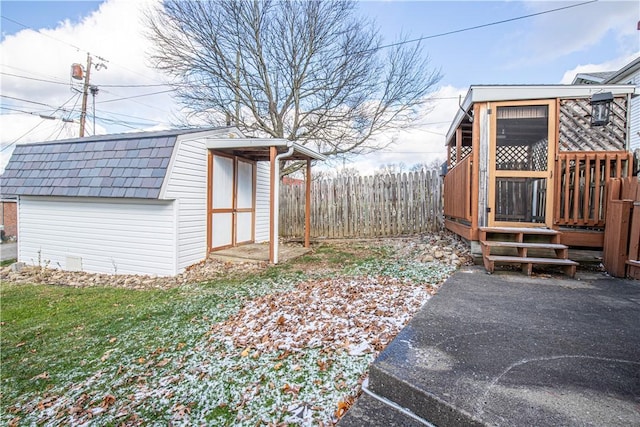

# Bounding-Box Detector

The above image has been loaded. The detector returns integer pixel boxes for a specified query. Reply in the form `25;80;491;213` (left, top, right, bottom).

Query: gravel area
0;232;472;290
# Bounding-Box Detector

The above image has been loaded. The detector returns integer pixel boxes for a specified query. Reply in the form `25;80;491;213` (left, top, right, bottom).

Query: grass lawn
1;239;457;426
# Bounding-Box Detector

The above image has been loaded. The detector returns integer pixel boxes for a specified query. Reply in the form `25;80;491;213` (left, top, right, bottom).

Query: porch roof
445;84;637;145
205;138;327;161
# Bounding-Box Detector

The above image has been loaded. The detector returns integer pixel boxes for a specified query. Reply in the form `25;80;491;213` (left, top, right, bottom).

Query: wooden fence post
603;178;631;277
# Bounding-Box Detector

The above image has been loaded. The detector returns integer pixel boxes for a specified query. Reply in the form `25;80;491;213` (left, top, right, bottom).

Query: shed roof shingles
0;130;192;199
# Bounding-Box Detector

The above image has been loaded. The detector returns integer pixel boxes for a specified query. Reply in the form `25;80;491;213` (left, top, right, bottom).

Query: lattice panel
496;145;530;170
449;145;472;168
531;138;548;171
559;97;627;151
449;145;457;167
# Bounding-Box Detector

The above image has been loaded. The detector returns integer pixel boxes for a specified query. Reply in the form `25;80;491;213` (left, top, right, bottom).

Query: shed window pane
213;156;233;208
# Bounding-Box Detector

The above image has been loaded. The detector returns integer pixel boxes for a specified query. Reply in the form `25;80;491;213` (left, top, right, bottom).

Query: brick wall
1;201;17;238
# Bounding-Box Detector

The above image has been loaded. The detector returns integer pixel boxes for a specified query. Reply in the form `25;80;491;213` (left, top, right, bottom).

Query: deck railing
443;155;472;222
555;151;633;227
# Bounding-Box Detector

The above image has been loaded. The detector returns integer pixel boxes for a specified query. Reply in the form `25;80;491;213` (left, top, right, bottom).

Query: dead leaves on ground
211;276;431;356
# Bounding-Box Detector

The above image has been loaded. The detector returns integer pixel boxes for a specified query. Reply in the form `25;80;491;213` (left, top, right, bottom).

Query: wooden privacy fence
280;170;443;238
603;177;640;278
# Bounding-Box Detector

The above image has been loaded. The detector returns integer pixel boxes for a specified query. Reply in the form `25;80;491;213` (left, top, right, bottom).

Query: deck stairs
479;227;578;277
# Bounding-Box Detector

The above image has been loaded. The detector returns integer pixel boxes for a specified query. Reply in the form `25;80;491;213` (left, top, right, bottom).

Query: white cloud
559;52;639;84
503;0;639;68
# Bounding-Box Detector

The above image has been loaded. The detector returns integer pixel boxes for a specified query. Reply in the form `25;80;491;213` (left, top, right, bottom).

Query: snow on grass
2;248;459;426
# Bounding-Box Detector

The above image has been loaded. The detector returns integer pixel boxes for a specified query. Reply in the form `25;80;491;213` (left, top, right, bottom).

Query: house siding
255;161;271;243
628;72;640;151
162;135;210;272
18;197;176;276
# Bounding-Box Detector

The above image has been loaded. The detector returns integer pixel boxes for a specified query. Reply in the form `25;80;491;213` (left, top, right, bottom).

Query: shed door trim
207;151;256;251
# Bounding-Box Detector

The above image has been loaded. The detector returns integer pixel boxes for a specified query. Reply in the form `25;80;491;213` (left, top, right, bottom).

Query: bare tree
409;158;444;172
146;0;441;172
375;162;407;176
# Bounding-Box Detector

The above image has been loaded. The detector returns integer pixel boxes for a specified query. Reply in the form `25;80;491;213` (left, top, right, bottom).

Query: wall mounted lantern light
590;92;614;126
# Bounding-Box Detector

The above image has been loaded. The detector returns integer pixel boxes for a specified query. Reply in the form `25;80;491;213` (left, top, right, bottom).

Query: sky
1;0;639;175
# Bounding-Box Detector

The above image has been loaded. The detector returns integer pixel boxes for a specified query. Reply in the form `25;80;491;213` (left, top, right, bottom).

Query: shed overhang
445;84;637;145
205;138;327;161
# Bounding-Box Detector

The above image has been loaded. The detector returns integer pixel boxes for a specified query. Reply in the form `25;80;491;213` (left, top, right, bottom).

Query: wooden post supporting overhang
269;146;277;263
305;159;311;248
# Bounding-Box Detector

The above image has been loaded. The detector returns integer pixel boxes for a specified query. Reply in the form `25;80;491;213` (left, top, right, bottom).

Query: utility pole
79;53;92;137
90;86;99;135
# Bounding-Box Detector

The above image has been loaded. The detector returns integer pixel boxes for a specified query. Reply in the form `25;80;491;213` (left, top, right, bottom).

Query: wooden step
479;227;559;236
484;255;578;277
480;241;567;250
480;240;569;259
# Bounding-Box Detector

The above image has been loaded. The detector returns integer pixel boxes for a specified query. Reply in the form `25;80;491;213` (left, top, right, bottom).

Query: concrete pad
208;243;311;263
357;266;640;426
338;394;424;427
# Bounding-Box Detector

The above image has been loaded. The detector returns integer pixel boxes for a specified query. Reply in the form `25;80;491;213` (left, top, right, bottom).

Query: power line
97;82;174;88
54;93;83;140
96;89;175;104
1;15;85;51
1;120;47;151
98;108;168;125
0;94;77;114
2;64;71;82
0;105;75;120
0;71;69;86
347;0;598;58
0;93;80;151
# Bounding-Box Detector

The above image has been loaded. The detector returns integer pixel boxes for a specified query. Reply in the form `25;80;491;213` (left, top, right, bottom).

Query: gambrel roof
1;128;222;198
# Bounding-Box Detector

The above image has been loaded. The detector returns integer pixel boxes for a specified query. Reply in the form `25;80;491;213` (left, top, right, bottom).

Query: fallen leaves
334;396;355;418
211;276;431;356
156;358;171;368
282;383;301;395
31;371;49;381
101;349;114;362
100;394;116;409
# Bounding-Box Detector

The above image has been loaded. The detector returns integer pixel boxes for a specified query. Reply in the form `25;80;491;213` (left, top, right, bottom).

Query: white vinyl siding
18;197;176;276
255;161;270;243
163;131;228;272
628;73;640;152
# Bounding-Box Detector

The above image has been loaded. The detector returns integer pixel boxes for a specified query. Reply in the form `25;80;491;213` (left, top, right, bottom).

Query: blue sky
1;0;639;173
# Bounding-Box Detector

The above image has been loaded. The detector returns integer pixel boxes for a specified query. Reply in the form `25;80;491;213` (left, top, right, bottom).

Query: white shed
0;127;325;276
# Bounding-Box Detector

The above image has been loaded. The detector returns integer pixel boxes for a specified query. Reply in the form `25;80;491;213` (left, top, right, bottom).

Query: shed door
488;100;556;228
209;153;255;250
